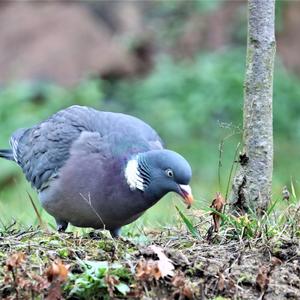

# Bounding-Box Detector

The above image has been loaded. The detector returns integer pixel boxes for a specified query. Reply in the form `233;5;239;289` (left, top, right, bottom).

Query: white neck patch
125;157;144;191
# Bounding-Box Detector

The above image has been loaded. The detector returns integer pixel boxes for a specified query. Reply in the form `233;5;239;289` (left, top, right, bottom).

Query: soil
0;225;299;299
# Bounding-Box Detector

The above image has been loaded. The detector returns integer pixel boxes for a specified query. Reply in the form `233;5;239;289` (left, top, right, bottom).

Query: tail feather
0;149;14;161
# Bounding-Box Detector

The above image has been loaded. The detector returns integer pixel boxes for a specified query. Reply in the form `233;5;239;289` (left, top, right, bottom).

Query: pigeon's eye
165;169;174;178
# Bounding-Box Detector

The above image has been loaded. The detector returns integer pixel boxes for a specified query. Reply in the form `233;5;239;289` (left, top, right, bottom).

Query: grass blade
290;177;297;200
175;206;200;238
266;197;280;216
225;142;241;200
27;191;47;231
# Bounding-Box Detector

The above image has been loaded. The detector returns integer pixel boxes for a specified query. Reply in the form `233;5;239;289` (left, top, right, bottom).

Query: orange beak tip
186;194;194;209
178;184;194;209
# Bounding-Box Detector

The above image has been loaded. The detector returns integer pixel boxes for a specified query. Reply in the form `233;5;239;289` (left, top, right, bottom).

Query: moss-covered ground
1;207;299;300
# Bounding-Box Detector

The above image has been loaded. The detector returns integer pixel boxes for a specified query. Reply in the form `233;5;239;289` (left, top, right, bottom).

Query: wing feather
10;105;163;191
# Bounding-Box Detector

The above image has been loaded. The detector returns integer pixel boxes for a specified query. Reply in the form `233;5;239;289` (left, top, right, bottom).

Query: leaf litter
0;219;299;299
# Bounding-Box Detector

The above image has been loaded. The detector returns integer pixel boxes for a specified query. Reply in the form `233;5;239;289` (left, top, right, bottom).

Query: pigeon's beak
178;184;194;209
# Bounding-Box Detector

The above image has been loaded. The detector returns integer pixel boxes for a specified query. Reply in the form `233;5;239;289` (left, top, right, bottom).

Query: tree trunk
231;0;276;214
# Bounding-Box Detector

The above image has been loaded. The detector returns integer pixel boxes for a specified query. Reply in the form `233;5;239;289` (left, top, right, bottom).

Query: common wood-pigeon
0;105;193;236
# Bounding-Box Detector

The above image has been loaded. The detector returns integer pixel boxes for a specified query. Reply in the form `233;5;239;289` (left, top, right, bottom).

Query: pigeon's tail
0;149;14;161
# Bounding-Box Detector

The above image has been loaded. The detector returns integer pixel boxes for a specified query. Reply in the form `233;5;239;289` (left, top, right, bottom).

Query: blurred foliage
146;0;225;49
107;50;244;143
275;0;288;33
0;80;102;145
1;48;300;228
106;49;300;188
156;0;223;14
0;80;103;182
108;49;300;141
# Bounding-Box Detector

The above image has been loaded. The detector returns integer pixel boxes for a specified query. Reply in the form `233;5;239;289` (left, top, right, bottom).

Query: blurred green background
0;0;299;231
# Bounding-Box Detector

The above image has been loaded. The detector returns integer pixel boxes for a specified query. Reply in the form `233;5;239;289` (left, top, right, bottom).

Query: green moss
58;248;69;258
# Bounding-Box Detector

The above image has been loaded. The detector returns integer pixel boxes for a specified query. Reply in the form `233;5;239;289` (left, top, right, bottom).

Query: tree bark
231;0;276;214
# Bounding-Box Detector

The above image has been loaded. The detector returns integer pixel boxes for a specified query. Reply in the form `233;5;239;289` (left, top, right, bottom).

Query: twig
218;132;240;194
225;142;241;201
79;192;105;229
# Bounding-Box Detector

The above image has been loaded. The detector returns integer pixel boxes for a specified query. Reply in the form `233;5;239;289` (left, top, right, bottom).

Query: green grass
1;199;299;299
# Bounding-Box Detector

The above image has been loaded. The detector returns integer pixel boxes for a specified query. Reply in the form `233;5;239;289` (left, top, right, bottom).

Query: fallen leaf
45;260;69;300
6;252;25;271
217;272;225;291
182;285;194;300
17;277;32;290
136;258;162;281
136;245;174;281
210;192;225;232
227;277;236;293
45;281;63;300
271;257;282;267
31;274;50;293
172;273;186;288
256;265;270;292
149;245;175;278
172;272;193;300
46;260;69;282
152;264;162;280
105;274;120;297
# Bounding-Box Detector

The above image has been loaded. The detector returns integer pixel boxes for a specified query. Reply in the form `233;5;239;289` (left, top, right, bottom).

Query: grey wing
10;106;92;191
10;105;164;190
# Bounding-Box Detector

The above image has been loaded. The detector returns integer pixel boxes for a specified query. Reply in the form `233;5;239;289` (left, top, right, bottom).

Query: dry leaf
105;274;120;297
46;260;69;282
6;252;25;271
271;257;282;267
172;273;186;288
136;258;161;281
227;277;236;293
45;260;69;300
3;254;69;299
152;264;162;280
172;272;193;300
17;277;32;290
256;265;269;291
45;281;63;300
217;272;225;291
210;192;225;232
31;273;50;292
136;245;175;281
149;245;175;278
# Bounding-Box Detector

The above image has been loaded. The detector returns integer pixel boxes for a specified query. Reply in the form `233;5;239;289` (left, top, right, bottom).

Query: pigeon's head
125;149;193;207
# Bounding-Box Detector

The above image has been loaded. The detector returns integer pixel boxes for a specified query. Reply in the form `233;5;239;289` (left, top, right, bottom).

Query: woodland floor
0;223;299;300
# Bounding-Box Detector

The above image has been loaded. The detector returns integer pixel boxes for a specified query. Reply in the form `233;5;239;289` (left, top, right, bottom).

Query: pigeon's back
11;105;163;191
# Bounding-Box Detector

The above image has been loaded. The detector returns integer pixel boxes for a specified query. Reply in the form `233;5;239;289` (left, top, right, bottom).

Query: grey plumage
10;106;162;191
0;149;14;161
1;105;193;236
